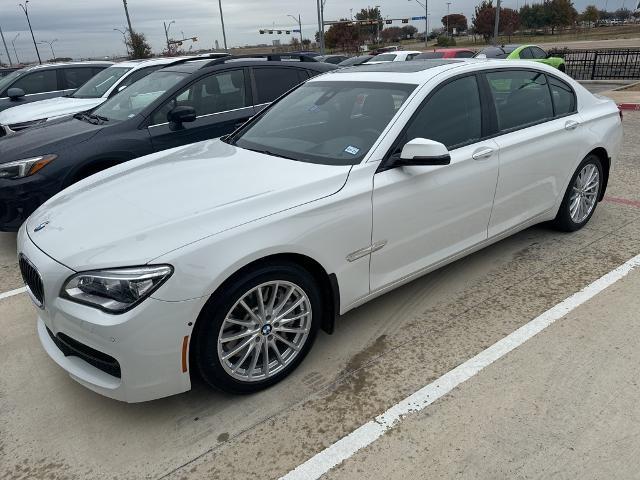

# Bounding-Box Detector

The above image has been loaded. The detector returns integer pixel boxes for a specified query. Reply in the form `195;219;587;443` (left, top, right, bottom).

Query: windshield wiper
244;148;297;161
73;112;108;125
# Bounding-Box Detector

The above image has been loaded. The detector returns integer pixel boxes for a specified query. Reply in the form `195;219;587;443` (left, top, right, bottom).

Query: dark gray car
0;62;112;112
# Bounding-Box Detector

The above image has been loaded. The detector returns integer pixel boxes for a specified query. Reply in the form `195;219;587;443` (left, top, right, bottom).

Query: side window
486;70;553;132
455;51;474;58
402;75;482;150
62;68;95;89
531;47;547;59
253;67;301;104
406;53;419;60
519;48;533;59
12;70;58;94
548;76;576;116
114;66;162;95
150;69;247;125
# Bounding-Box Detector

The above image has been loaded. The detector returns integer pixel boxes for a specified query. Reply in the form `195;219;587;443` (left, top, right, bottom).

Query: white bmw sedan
17;59;622;402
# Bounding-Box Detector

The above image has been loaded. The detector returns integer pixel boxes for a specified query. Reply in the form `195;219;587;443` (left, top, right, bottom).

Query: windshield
372;54;397;62
0;69;25;94
417;52;445;59
93;70;187;121
72;66;132;98
231;81;416;166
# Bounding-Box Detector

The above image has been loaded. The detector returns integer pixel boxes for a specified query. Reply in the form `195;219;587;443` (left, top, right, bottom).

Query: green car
475;44;566;71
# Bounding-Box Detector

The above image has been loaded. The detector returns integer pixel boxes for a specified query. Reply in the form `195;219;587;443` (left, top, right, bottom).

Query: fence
548;48;640;80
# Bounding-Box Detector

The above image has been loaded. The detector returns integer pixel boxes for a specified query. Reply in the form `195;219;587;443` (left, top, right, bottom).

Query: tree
401;25;418;39
290;37;300;47
324;21;360;52
581;5;599;26
126;31;152;59
544;0;578;34
301;38;311;47
441;14;468;34
501;8;520;40
519;3;547;29
381;26;403;43
355;7;383;42
614;8;631;21
472;0;496;42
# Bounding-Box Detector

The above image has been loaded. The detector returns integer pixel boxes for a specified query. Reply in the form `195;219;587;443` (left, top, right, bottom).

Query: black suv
0;54;337;231
0;62;112;112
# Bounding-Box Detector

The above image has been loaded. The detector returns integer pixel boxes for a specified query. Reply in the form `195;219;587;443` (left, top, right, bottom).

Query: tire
558;63;566;72
552;154;603;232
193;261;321;394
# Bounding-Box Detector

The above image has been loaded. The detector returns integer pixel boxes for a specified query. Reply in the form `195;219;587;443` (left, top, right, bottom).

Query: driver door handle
565;120;580;131
472;147;494;161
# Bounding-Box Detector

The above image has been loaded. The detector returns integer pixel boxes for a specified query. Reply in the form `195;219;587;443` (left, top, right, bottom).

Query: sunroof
336;59;463;73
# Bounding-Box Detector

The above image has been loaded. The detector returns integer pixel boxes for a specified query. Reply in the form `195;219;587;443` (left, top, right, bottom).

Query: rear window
373;54;397;62
477;47;508;59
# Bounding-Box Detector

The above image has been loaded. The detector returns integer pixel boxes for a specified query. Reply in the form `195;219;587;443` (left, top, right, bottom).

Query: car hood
26;139;352;271
0;115;104;163
0;97;104;125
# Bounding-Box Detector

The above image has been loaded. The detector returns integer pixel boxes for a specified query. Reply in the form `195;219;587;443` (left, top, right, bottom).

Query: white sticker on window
344;145;360;155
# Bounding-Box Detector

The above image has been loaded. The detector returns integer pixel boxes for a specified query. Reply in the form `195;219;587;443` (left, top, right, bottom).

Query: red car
415;48;475;59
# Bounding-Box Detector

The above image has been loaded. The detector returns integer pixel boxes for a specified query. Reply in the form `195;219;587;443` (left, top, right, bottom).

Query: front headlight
61;265;173;313
0;154;57;179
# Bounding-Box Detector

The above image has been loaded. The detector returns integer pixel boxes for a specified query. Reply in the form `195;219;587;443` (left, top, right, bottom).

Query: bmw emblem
33;221;49;232
261;324;272;335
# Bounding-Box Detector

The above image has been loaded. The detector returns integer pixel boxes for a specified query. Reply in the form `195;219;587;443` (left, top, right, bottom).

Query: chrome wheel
569;163;599;224
217;281;312;382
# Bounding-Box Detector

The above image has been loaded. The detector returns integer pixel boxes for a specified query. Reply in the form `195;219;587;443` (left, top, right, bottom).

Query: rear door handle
472;147;494;161
565;120;580;131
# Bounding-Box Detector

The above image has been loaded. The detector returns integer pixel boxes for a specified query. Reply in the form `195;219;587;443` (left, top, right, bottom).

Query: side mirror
7;88;25;100
167;106;196;129
396;138;451;166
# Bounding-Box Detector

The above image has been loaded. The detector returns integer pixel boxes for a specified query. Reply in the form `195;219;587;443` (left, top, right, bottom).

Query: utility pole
0;26;12;66
288;14;303;44
19;1;41;64
446;2;451;36
218;0;228;51
163;20;175;53
492;0;501;45
408;0;429;48
122;0;134;35
12;33;20;64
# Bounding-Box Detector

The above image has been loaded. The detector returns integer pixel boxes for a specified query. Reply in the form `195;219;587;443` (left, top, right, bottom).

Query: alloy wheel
217;281;312;382
569;163;600;224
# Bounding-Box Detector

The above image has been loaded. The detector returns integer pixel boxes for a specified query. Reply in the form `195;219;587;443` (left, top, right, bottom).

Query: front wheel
193;262;321;394
553;155;603;232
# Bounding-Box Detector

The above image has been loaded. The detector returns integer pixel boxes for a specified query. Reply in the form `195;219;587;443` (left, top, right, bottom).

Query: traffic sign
411;16;426;20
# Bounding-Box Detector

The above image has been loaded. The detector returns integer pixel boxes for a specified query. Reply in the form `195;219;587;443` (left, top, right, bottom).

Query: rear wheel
193;262;321;394
558;63;566;72
553;155;602;232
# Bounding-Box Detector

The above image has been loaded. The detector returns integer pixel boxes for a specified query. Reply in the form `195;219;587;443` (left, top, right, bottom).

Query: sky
0;0;632;64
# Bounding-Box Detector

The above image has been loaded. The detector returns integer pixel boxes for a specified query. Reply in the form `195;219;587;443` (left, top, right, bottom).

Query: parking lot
0;106;638;479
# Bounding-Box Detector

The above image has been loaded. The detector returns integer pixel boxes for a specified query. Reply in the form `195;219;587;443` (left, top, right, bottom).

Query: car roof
311;58;561;85
116;57;190;69
19;61;113;72
161;56;336;74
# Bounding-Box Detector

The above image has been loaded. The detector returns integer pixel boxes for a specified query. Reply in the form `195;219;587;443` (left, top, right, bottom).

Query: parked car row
0;54;336;231
14;57;622;402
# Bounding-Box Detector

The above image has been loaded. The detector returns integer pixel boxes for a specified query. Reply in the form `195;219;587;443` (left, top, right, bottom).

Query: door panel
370;141;500;290
370;74;499;291
148;69;255;151
485;69;583;236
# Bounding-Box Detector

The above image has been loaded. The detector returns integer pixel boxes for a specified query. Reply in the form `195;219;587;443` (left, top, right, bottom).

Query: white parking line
0;287;27;301
281;253;640;480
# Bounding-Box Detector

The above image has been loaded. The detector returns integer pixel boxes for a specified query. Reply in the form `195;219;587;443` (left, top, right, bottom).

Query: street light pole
19;1;41;64
409;0;429;48
38;39;57;62
218;0;228;51
0;26;13;66
287;14;303;44
316;0;325;54
446;2;451;36
163;20;175;53
122;0;134;35
12;33;20;64
492;0;501;45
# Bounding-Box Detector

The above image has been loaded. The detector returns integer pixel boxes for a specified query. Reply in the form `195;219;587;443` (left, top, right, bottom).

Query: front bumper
0;173;61;232
18;226;205;403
